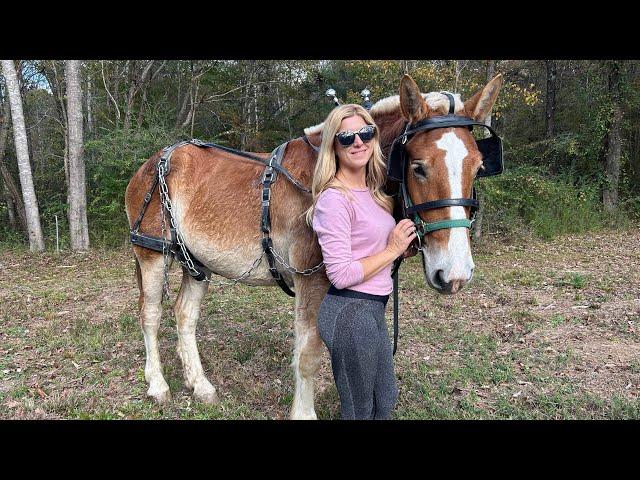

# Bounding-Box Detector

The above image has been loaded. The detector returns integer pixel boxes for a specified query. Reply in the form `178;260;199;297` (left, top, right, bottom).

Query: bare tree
42;61;70;190
0;91;26;231
603;60;622;213
86;71;93;136
65;60;90;250
1;60;44;251
545;60;557;139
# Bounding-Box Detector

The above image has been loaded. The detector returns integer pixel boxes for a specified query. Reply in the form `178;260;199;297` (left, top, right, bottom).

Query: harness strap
441;91;456;114
131;173;159;233
130;232;173;252
160;140;191;175
261;142;296;297
189;138;311;193
302;134;320;153
406;197;479;215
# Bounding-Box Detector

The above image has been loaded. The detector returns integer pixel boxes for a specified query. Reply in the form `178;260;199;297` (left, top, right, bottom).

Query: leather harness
130;138;315;293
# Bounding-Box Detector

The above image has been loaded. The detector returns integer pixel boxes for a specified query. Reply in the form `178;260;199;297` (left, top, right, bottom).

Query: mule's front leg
290;274;329;420
174;270;218;404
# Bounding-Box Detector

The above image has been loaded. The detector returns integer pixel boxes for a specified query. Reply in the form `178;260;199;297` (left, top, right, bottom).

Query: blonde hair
304;104;393;227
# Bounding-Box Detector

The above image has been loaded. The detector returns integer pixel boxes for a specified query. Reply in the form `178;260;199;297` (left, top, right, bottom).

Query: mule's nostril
433;270;445;289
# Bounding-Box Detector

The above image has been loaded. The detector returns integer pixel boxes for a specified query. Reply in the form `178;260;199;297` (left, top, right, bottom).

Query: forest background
0;59;637;250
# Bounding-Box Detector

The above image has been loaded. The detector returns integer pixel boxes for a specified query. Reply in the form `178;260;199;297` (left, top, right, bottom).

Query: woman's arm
358;218;416;282
313;190;416;288
312;191;364;289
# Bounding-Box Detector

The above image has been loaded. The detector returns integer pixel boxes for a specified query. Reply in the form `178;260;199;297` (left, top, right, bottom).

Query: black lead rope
391;256;404;356
392;268;399;356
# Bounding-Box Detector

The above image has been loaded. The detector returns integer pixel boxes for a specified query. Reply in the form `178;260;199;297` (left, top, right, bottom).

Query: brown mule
124;74;503;419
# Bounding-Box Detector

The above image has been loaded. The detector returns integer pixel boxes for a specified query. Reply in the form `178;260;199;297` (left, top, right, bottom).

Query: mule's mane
303;91;465;136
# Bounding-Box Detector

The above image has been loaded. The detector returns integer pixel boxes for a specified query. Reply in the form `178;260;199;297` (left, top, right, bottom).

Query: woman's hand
385;219;417;258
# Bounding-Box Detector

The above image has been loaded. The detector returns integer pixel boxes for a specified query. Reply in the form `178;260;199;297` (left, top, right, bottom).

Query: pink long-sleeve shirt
312;187;397;295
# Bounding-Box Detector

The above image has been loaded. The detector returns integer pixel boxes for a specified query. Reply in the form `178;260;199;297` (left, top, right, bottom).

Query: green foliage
478;165;623;240
2;60;640;248
84;126;179;246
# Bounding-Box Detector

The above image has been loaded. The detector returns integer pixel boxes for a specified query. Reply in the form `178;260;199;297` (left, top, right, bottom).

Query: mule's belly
166;160;305;289
171;201;293;288
187;239;293;288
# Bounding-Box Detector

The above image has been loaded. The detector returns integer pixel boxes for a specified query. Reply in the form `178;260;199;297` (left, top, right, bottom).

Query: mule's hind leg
136;252;172;404
174;269;218;404
290;274;330;420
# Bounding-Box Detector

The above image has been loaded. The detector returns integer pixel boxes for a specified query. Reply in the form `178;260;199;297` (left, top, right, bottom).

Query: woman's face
334;115;375;173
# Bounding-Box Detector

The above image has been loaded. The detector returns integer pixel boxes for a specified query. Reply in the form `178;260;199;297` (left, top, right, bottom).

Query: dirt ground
0;227;638;419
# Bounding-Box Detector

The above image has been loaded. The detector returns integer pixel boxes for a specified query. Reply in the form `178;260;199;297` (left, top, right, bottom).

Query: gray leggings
317;289;398;420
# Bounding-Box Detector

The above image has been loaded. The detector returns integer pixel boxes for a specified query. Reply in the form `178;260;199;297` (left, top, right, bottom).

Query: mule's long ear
464;73;504;122
400;74;428;124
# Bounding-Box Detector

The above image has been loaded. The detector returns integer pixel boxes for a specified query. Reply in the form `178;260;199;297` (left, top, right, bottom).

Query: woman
305;104;417;420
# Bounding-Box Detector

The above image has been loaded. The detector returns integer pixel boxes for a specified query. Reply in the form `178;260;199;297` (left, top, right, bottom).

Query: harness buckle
262;170;274;183
262;188;271;203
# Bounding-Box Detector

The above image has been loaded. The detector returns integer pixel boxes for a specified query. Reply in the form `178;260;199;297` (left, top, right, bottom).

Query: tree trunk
1;60;45;251
2;180;16;230
123;60;137;131
65;60;90;250
42;61;71;194
484;60;495;130
0;161;26;229
545;60;557;139
603;60;622;213
86;71;93;136
0;93;26;231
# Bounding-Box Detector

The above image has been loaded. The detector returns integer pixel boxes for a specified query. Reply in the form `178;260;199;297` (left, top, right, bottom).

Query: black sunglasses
335;125;376;147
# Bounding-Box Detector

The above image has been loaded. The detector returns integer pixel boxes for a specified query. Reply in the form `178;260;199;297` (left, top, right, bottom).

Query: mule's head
398;74;503;294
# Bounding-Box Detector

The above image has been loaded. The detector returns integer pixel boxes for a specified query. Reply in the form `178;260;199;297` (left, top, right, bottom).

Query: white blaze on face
425;130;474;284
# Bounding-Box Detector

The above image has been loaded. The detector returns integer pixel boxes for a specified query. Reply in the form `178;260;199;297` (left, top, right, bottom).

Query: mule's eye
411;163;427;178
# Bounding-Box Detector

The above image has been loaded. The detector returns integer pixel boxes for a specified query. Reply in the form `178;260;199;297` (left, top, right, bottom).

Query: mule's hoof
290;409;318;420
147;380;172;404
193;378;219;405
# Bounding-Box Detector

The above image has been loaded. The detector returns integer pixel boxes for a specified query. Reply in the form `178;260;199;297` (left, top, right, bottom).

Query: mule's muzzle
431;269;472;295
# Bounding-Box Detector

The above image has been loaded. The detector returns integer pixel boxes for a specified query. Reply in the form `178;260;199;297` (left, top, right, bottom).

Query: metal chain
205;250;266;287
268;245;324;276
157;158;202;279
158;161;172;301
157;154;272;289
155;144;325;296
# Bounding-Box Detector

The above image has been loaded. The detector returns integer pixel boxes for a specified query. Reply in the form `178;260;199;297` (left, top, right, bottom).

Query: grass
1;227;640;419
